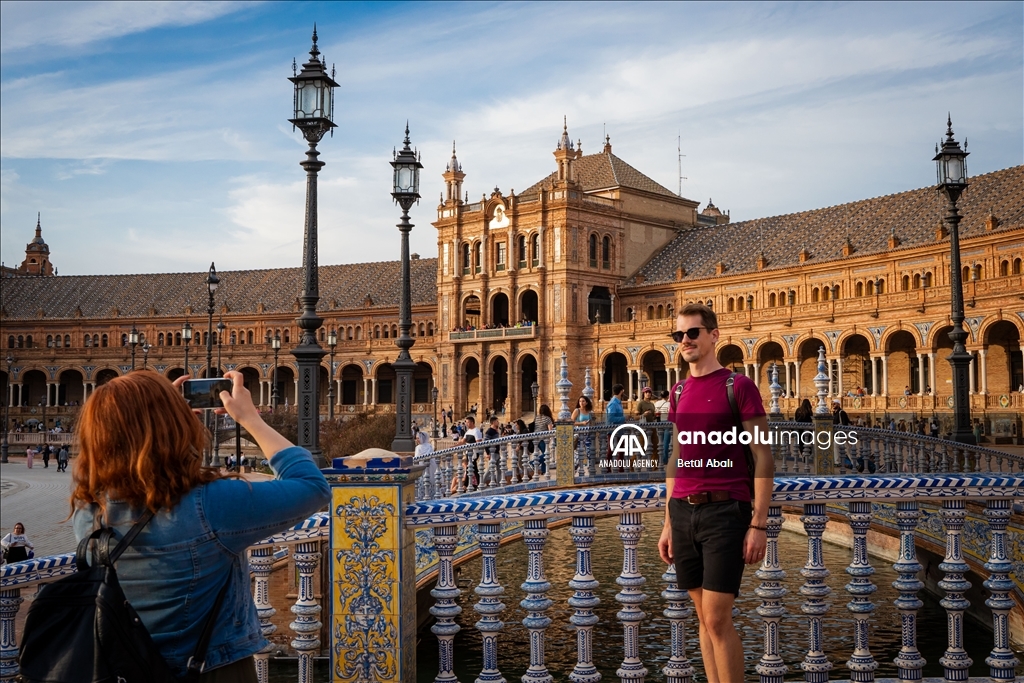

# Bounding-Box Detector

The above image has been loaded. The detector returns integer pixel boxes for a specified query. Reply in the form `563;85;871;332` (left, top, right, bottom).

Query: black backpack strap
98;509;156;567
726;372;757;498
184;565;235;681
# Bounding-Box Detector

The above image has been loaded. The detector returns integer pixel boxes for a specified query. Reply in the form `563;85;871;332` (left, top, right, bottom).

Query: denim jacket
73;446;331;676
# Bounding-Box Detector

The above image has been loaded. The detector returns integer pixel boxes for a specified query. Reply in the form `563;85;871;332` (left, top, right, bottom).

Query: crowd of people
450;319;536;333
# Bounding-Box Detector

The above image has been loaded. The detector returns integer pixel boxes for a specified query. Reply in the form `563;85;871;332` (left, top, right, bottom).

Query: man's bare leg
689;587;744;683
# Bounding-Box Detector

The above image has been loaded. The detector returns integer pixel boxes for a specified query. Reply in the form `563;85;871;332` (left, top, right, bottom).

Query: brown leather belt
685;491;732;506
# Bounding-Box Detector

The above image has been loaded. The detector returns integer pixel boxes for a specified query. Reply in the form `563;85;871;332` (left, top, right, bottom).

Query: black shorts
669;497;752;596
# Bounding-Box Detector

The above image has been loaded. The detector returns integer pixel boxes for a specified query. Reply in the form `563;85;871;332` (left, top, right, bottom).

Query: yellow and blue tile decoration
324;452;421;683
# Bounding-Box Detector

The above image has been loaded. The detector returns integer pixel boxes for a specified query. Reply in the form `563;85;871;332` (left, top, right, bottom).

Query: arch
491;292;510;327
640;349;667;394
914;273;922;289
999;260;1009;276
717;344;745;375
1013;257;1022;275
473;241;482;274
768;292;777;307
588;233;598;267
984;320;1023;393
656;305;664;319
21;369;47;406
411;361;434;404
516;234;527;268
923;272;933;288
886;330;919;395
463;357;481;415
374;325;381;339
238;366;261;400
355;325;362;340
602;351;629;402
901;275;910;291
490;356;509;415
341;364;365;405
427;321;434;336
842;333;873;395
530;233;540;266
167;367;186;382
962;265;970;282
57;369;85;405
756;341;786;399
587;286;611;324
971;264;982;281
462;294;482;329
519;353;539;413
855;282;863;297
391;324;398;338
601;235;611;269
95;368;119;387
158;332;165;346
461;242;471;274
374;363;396;404
796;337;827;397
275;366;296;406
647;305;655;320
980;316;1024;346
6;335;13;349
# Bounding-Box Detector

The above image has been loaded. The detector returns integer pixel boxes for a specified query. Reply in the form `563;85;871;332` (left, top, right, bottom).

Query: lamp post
1;355;13;463
129;324;140;370
288;28;337;469
934;115;974;445
431;385;439;438
205;264;219;378
271;332;281;412
531;380;539;418
142;343;151;370
390;124;423;454
212;318;226;467
182;320;193;376
327;328;337;421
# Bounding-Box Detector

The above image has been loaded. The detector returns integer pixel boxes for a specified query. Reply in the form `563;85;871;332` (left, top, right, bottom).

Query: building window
530;234;540;266
474;242;482;274
923;272;933;287
462;243;471;275
811;288;819;303
375;325;381;339
283;330;290;343
727;298;735;312
589;234;598;267
602;236;611;269
517;235;527;268
913;274;921;289
355;325;362;340
1000;260;1009;276
1013;258;1022;275
496;241;507;271
46;335;54;347
230;331;237;344
769;292;777;307
427;322;434;336
101;334;108;347
902;275;910;291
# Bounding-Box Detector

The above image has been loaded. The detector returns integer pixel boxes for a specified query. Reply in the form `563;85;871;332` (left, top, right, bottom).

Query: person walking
25;446;34;469
42;444;51;469
57;445;69;472
658;303;772;683
1;522;34;564
69;370;330;681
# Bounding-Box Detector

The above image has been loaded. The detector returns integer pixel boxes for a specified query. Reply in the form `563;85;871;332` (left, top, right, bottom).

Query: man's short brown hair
679;302;718;330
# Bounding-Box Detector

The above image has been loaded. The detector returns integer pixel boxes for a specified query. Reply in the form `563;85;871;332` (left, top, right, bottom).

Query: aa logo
609;424;649;458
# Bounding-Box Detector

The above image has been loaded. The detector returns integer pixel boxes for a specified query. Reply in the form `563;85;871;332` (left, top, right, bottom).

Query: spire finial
563;115;567;133
309;24;320;59
946;112;954;140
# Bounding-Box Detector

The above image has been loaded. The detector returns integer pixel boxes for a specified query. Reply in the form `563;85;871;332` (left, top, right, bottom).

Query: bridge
1;358;1022;682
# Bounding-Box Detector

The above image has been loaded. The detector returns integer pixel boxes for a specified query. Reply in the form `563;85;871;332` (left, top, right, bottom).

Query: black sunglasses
669;327;712;343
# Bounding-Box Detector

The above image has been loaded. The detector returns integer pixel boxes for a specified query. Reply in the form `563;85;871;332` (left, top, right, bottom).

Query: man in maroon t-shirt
657;303;773;683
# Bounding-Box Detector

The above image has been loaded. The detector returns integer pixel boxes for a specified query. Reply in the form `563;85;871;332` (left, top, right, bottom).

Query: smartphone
182;378;232;410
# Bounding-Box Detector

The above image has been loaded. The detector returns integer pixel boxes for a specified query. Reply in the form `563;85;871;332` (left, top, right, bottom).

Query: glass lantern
934;117;969;188
391;125;423;206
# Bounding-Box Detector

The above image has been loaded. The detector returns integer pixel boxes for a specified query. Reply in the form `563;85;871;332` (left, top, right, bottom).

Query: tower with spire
553;116;581;185
442;142;465;204
19;214;54;276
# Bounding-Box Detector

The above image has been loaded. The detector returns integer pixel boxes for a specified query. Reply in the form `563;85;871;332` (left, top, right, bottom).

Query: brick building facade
2;124;1022;439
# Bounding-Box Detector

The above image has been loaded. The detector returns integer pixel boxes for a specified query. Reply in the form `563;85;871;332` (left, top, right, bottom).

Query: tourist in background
532;404;554;474
794;399;813;423
1;522;34;565
604;386;624;425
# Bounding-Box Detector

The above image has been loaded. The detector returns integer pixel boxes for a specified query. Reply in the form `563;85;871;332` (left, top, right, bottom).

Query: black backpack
19;509;231;683
669;371;757;498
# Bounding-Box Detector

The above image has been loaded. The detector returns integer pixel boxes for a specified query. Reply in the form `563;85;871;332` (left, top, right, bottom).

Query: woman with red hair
71;370;329;682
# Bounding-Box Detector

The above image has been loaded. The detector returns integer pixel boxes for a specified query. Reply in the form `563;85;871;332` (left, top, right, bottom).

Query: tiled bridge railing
1;473;1022;682
415;421;1024;502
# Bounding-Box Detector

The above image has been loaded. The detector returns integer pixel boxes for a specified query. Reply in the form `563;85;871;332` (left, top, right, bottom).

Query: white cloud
0;1;247;53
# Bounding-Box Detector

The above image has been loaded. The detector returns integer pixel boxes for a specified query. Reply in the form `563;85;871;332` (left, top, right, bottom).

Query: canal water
415;512;1022;682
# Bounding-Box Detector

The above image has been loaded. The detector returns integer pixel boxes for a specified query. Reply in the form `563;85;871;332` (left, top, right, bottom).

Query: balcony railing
3;471;1021;682
448;326;537;342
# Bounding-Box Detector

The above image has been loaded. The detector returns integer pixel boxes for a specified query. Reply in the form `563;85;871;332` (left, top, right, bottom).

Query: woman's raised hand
218;371;259;427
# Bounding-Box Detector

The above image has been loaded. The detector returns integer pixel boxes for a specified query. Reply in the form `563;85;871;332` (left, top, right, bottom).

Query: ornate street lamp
1;354;13;463
390;124;423;454
327;328;337;421
934;115;974;444
182;320;193;376
531;380;540;418
142;342;151;370
431;385;439;438
288;27;338;468
205;263;219;378
129;324;140;370
271;332;281;412
212;317;226;467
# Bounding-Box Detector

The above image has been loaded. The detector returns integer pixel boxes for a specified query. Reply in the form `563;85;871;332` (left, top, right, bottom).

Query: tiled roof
521;151;682;199
0;259;438;321
625;165;1024;287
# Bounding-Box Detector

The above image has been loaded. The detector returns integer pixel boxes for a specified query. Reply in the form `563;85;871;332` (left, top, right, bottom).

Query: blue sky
1;1;1021;276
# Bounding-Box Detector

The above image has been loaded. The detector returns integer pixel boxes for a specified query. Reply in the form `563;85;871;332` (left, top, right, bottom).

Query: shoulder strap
97;509;156;567
669;379;686;413
726;372;757;498
184;568;234;681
